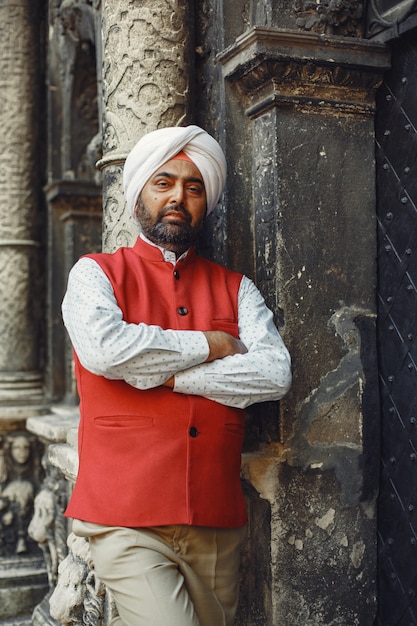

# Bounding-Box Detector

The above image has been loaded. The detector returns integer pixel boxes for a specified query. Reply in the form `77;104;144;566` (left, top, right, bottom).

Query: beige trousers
73;520;247;626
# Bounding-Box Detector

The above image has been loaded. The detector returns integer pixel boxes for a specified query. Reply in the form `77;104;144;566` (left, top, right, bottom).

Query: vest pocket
94;415;154;429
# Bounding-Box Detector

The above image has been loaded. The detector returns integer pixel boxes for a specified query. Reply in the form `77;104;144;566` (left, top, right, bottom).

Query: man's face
135;158;207;255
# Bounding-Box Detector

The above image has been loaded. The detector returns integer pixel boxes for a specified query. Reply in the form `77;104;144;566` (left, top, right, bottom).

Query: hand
203;331;247;363
162;376;174;388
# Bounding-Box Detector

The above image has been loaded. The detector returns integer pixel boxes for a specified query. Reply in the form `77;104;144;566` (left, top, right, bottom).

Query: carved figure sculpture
2;479;34;553
49;533;105;625
0;432;41;555
28;456;70;586
10;435;31;465
293;0;363;36
28;488;58;586
5;432;35;479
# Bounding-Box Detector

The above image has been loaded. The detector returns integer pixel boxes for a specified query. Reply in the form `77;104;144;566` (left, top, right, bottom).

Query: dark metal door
376;31;417;625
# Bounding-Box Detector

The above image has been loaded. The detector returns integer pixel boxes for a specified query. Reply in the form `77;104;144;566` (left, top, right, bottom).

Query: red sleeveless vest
65;237;248;528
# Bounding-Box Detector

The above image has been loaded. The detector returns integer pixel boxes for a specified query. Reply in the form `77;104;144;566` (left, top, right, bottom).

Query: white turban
123;125;227;217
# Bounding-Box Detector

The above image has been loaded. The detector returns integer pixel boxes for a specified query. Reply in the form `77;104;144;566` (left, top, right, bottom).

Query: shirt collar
139;233;190;265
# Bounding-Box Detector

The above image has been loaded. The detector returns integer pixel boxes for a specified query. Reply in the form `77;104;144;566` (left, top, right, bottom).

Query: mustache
158;204;191;222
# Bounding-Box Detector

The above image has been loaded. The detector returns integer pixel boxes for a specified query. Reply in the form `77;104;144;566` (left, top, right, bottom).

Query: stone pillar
98;0;194;251
220;29;390;625
0;1;49;616
0;0;46;421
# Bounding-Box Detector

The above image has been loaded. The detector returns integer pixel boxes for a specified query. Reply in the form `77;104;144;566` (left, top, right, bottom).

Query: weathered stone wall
218;23;389;626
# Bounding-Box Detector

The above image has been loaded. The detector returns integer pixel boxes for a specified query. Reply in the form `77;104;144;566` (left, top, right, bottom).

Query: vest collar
132;235;196;266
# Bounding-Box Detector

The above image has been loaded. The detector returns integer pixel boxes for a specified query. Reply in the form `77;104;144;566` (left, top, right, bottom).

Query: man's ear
133;198;140;221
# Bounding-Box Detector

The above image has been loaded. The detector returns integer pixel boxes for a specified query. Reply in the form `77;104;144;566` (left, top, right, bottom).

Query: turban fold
123;125;227;217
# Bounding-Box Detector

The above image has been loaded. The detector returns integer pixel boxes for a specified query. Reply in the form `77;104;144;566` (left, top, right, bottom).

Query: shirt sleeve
173;276;292;408
61;257;210;389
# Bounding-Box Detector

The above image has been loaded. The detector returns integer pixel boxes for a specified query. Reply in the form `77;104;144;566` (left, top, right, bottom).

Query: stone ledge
48;443;79;482
218;27;391;116
26;407;79;444
218;27;391;77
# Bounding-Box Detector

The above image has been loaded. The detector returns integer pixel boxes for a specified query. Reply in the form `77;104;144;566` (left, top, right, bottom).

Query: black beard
136;198;203;254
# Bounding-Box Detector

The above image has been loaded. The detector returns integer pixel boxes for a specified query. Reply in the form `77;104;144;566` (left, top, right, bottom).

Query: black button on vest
173;270;180;280
178;307;188;316
189;427;199;438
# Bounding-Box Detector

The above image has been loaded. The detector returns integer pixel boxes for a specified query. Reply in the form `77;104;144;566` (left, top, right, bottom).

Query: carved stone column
98;0;194;251
0;0;46;420
220;28;390;625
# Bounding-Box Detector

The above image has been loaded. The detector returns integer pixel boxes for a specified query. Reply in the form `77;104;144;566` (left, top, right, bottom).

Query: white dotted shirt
62;238;291;409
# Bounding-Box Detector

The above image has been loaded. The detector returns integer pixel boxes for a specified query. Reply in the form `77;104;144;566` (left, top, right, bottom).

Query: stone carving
99;0;192;252
0;0;39;239
49;533;106;625
365;0;417;38
52;0;102;182
29;489;58;585
59;0;97;44
221;32;387;120
0;431;43;556
0;248;41;374
101;0;191;155
293;0;364;36
28;464;69;588
231;57;382;104
101;163;136;252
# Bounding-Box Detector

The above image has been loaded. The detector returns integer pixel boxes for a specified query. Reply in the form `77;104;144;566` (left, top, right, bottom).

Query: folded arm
172;278;292;407
62;258;210;387
62;257;291;408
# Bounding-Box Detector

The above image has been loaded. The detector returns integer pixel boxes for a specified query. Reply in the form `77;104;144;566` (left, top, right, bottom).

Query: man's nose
170;182;185;205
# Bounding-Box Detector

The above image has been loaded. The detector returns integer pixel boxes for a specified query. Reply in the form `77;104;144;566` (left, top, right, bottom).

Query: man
62;125;291;626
